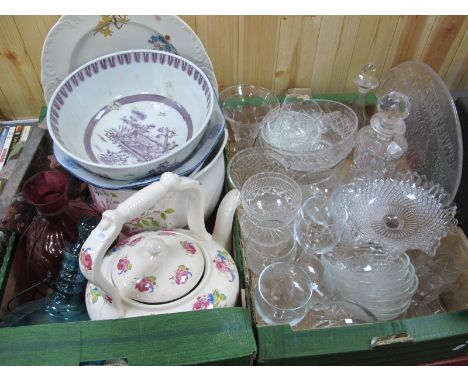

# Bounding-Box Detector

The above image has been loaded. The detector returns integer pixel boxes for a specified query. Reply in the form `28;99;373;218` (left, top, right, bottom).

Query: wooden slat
273;16;305;94
0;15;467;119
383;16;437;73
345;16;400;91
179;15;196;32
12;15;60;85
311;16;361;93
195;15;239;91
0;87;14;120
421;16;466;73
439;17;468;79
291;15;322;90
0;16;44;119
444;29;468;90
237;16;280;90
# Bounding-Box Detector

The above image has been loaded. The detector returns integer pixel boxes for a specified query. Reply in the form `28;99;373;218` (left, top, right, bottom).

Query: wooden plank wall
0;15;466;119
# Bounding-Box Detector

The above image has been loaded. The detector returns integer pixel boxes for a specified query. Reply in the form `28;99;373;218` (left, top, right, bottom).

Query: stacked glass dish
321;246;419;321
257;98;358;174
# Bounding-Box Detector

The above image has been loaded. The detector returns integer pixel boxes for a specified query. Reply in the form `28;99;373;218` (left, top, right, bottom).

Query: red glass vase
22;171;79;285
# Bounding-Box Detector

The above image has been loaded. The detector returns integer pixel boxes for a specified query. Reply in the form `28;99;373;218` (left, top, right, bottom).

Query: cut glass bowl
338;172;457;256
258;100;358;173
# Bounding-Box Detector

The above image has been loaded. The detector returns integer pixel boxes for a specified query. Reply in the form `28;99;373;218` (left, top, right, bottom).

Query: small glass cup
254;262;313;326
245;223;296;275
219;85;280;155
294;192;348;255
227;147;291;190
241;172;302;228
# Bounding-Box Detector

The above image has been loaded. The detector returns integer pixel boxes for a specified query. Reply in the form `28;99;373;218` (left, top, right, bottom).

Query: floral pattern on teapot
192;289;227;310
213;250;236;282
80;247;93;272
117;255;132;275
180;240;197;255
88;286;113;305
91;186;176;234
135;276;157;293
170;265;193;285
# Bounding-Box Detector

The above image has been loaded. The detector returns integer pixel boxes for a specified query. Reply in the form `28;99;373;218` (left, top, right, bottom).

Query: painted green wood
0;307;256;365
222;92;377;108
255;310;468;365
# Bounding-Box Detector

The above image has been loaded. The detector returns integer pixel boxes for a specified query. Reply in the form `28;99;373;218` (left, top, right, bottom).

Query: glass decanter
350;91;410;179
0;217;98;327
352;62;378;128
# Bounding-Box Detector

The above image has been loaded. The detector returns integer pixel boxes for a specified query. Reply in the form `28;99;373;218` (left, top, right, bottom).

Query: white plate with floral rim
53;103;225;190
41;15;218;104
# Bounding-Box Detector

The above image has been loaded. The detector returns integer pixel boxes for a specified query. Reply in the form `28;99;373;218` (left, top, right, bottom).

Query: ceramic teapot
79;173;240;320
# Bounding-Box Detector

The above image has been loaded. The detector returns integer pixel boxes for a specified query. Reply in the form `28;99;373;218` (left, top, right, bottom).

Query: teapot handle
79;173;211;318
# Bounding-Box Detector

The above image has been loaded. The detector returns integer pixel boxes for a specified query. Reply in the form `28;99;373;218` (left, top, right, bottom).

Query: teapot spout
212;189;241;252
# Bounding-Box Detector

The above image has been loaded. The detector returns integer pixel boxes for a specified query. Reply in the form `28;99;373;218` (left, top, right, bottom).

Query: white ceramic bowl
47;49;214;181
89;129;228;235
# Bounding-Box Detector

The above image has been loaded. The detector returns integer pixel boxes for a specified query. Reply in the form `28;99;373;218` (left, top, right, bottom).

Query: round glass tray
379;61;463;204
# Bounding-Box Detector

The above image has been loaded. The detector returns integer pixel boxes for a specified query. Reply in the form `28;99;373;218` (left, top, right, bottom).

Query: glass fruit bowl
337;172;457;256
258;100;358;173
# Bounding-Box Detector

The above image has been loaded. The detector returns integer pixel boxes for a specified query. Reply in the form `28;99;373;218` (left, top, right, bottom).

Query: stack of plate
41;16;226;233
321;246;419;321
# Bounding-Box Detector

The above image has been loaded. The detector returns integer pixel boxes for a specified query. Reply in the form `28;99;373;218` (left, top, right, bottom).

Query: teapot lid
110;230;204;304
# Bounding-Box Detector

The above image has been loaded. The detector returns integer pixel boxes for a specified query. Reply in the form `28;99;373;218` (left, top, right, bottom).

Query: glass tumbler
219;85;280;154
254;262;313;326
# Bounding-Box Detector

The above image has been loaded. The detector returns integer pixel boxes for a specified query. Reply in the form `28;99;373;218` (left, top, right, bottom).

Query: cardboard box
0;224;256;366
234;215;468;365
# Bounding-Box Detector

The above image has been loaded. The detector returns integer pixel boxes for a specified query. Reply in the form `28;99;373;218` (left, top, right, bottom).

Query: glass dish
227;147;290;190
262;109;321;152
379;60;463;204
258;100;358;173
338;172;457;256
322;246;411;279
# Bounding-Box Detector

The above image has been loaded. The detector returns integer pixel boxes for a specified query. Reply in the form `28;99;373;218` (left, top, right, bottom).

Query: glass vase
0;217;98;327
21;171;79;287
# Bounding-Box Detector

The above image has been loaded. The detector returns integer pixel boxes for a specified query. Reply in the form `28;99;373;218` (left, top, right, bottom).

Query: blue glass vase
0;217;98;327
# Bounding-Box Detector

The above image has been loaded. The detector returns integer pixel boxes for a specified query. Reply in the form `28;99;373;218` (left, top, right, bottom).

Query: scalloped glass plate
379;61;463;204
41;15;217;104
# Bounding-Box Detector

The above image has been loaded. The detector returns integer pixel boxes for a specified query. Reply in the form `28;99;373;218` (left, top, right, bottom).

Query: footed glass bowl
338;172;457;256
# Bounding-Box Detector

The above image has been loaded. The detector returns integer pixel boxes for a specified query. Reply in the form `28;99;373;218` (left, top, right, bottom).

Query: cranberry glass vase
22;171;79;285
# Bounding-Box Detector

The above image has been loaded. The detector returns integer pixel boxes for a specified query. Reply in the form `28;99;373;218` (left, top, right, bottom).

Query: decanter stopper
372;91;411;136
353;63;379;128
354;62;378;92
